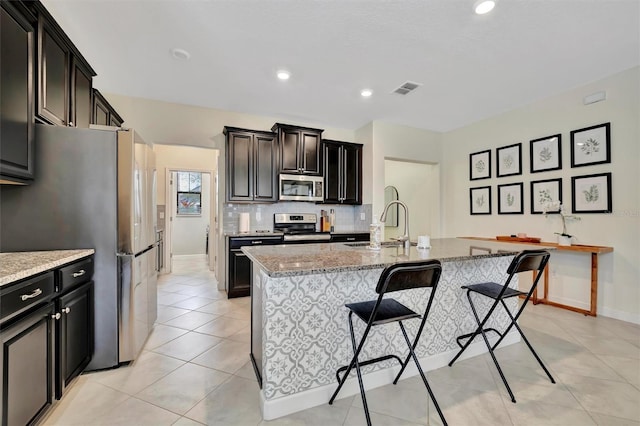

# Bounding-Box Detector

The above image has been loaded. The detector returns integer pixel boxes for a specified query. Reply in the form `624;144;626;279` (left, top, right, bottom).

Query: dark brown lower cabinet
0;256;94;425
229;249;252;298
227;236;282;298
0;303;55;426
56;281;93;398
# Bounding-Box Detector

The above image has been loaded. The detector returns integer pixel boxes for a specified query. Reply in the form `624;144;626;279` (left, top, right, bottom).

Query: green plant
544;202;580;238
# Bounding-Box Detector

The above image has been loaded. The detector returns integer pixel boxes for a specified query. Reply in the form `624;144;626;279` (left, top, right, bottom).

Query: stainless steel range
274;213;331;242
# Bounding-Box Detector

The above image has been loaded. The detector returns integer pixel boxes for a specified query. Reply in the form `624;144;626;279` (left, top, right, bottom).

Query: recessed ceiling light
474;0;496;15
171;48;191;60
277;70;291;80
361;89;373;97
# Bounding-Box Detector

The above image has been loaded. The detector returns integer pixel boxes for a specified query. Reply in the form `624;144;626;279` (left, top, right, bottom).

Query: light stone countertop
242;237;551;277
0;249;95;287
224;231;369;238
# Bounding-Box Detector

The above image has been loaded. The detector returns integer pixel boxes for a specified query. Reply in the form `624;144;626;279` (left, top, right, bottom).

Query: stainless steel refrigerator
0;124;157;370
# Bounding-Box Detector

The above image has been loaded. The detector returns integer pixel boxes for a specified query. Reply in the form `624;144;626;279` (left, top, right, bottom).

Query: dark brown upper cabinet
1;2;36;184
71;59;93;129
34;2;96;128
224;126;278;203
322;140;363;205
92;89;124;127
271;123;323;175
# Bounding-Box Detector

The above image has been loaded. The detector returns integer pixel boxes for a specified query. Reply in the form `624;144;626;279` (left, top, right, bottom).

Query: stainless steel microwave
279;174;324;202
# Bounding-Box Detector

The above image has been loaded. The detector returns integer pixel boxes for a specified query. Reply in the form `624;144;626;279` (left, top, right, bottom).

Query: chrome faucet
380;200;410;250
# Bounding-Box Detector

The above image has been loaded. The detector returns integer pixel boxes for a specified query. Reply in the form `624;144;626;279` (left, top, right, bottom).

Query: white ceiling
43;0;639;133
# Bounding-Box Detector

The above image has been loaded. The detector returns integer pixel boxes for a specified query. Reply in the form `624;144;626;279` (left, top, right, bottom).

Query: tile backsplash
222;202;372;234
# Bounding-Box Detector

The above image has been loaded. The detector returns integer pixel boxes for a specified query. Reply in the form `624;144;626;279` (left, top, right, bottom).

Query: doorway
164;169;217;275
384;159;441;240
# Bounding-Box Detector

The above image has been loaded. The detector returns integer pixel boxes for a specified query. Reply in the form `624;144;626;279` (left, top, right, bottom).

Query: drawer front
229;236;282;249
58;257;94;293
331;233;369;243
0;272;55;324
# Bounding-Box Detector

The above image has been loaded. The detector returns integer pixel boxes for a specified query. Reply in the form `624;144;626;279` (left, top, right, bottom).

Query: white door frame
164;167;218;274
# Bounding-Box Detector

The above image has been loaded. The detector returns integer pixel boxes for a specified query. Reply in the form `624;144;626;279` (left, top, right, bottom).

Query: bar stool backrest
501;250;551;298
507;250;551;275
376;260;442;295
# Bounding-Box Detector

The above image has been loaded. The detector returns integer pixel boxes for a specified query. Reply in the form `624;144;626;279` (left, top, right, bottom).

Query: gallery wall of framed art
467;122;612;217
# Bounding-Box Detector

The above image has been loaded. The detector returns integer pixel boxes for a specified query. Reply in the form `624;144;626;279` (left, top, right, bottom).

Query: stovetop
273;213;317;234
273;213;332;241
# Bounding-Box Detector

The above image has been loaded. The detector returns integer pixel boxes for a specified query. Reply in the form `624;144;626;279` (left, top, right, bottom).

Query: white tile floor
44;256;640;425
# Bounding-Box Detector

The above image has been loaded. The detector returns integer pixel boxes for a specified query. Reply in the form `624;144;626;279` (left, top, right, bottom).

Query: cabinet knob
63;307;71;314
51;313;61;320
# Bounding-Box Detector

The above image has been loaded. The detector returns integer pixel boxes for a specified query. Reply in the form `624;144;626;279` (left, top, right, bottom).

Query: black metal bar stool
448;250;555;403
328;260;448;426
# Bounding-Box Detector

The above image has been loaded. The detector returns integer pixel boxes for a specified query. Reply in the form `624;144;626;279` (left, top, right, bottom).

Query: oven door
279;174;323;201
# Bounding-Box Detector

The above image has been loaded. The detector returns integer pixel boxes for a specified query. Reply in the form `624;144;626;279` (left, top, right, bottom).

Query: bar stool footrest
455;328;502;348
335;354;404;383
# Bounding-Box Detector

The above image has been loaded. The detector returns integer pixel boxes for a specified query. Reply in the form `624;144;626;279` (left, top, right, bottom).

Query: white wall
153;144;218;205
355;122;374;205
369;122;443;220
442;66;640;322
172;173;211;256
384;160;440;240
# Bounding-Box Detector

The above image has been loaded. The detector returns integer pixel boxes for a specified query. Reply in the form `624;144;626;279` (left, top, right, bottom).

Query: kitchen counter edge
242;238;552;278
0;249;95;287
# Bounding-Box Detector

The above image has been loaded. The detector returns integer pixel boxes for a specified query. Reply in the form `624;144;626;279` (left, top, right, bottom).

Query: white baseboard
599;307;640;325
260;332;519;420
544;297;640;325
172;254;207;260
544;295;589;310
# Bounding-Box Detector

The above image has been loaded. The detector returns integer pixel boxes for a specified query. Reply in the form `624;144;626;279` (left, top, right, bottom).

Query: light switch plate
360;212;366;220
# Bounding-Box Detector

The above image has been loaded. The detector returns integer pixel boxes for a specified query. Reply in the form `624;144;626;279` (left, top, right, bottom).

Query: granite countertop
242;238;551;277
0;249;95;287
225;231;368;238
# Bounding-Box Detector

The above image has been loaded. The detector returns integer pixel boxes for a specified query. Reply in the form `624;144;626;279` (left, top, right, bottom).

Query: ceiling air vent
392;81;422;95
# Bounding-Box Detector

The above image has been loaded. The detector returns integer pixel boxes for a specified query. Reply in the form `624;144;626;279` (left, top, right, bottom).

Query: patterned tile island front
243;238;545;420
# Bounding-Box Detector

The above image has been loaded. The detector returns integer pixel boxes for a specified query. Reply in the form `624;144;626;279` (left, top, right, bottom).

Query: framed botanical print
469;150;491;180
498;182;523;214
570;122;611;167
470;186;491;215
496;143;522;177
530;178;562;214
530;134;562;173
571;172;612;213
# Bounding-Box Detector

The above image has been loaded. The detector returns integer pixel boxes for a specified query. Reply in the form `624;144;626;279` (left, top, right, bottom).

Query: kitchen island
243;238;543;420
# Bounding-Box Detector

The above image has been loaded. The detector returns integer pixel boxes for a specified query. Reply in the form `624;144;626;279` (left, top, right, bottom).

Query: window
176;171;202;215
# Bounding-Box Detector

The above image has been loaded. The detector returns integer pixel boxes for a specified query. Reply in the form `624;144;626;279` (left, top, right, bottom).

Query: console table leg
590;253;598;316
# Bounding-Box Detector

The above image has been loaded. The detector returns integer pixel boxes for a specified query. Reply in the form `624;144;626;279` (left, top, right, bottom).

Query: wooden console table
461;237;613;316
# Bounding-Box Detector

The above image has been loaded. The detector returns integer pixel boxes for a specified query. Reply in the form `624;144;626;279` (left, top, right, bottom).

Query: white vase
557;235;572;246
